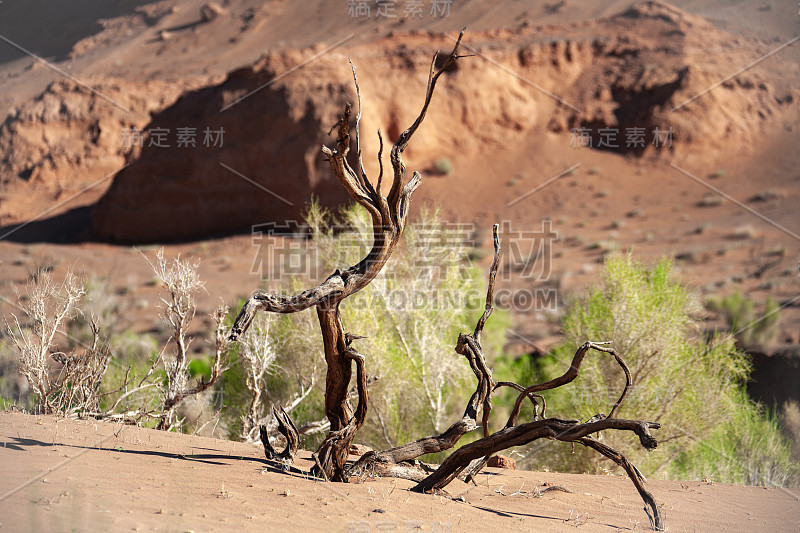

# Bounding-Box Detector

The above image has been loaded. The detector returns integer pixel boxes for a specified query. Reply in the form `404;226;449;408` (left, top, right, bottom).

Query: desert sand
1;412;799;532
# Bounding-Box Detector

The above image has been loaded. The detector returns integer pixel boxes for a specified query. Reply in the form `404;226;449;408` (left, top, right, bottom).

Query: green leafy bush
673;389;799;486
707;291;780;347
505;254;797;486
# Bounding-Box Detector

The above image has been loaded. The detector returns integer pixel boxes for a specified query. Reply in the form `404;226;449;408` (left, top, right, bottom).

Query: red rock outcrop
1;1;794;242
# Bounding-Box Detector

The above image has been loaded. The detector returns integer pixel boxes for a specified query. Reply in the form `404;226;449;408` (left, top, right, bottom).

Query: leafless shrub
48;322;112;416
142;249;229;430
4;250;230;428
3;269;160;421
4;270;86;414
238;313;277;440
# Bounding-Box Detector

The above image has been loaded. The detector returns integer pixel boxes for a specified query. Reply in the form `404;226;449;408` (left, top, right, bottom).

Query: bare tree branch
229;30;466;481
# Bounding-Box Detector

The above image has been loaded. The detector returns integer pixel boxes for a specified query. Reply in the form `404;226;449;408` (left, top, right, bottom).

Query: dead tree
349;226;663;530
260;405;300;464
229;31;664;529
230;31;467;481
348;224;502;482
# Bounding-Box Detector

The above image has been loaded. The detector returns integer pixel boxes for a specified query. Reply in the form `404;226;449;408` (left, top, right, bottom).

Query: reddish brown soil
0;0;797;341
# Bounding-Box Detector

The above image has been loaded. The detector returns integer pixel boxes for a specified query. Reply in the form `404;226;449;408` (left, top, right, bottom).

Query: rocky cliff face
90;55;356;242
0;76;205;226
1;1;795;242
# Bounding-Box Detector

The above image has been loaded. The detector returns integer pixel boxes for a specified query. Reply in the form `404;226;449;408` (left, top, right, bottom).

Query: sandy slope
1;412;798;532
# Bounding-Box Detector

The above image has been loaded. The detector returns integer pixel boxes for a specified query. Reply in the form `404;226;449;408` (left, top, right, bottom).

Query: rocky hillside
0;2;796;241
81;1;797;241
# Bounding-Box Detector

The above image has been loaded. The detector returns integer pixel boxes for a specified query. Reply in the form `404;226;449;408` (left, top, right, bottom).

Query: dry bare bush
4;270;86;414
142;249;229;430
48;323;112;416
3;269;152;422
3;251;231;429
237;313;277;440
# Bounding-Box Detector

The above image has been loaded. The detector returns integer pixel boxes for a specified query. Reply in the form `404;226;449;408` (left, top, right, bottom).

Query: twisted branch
260;405;300;464
229;31;467;481
349;223;500;480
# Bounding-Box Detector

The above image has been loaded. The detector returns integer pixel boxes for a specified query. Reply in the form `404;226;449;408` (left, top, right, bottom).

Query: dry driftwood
403;339;663;530
346;228;663;529
230;30;467;481
349;224;501;481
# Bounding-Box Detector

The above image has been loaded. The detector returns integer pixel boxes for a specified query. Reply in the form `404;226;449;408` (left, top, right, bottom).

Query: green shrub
506;254;797;486
432;157;453;176
707;291;780;347
673;389;800;486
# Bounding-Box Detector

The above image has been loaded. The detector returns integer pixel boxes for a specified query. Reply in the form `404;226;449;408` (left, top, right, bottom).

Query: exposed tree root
260;405;299;464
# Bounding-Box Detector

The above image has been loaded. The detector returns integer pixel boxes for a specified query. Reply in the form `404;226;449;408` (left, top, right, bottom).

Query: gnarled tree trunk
228;31;665;529
230;31;466;481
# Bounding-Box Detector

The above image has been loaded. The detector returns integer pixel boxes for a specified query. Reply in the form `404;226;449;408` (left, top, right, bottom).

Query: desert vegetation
495;255;798;487
5;225;796;489
2;19;800;532
3;250;229;430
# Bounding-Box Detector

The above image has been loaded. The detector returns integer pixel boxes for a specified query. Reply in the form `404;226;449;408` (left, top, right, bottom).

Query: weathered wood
350;224;501;479
260;404;300;464
312;342;369;480
406;341;663;530
503;341;633;429
229;30;467;480
579;437;663;530
411;417;660;491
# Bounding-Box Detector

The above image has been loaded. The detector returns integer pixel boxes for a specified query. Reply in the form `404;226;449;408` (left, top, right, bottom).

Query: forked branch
226;30;664;530
230;31;467;481
501;341;633;428
342;225;662;528
349;224;500;480
408;341;662;529
260;405;300;464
